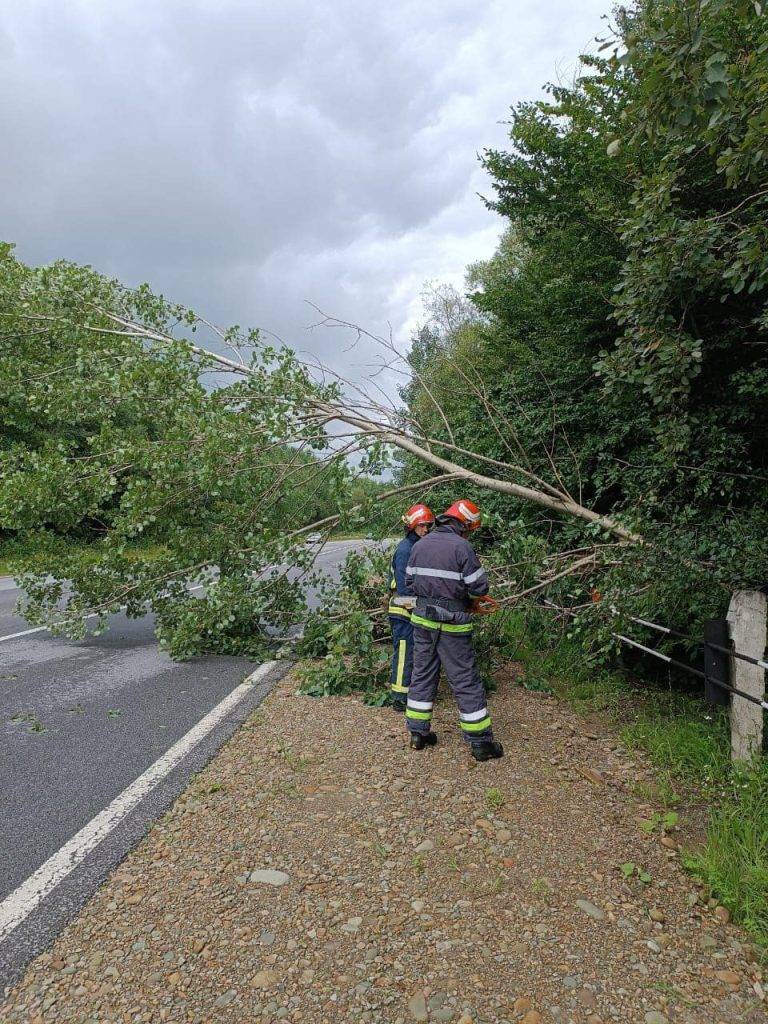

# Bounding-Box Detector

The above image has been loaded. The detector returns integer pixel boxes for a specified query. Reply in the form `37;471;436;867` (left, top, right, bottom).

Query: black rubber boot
470;738;504;762
390;698;407;713
410;731;438;751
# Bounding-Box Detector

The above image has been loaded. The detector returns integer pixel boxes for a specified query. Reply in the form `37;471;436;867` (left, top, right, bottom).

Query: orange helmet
443;499;482;531
402;503;435;529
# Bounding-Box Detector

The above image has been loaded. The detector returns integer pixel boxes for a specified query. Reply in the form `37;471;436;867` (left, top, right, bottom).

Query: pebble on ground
2;671;766;1024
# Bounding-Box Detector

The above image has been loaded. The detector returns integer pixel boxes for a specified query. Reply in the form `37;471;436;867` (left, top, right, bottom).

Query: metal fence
540;598;768;714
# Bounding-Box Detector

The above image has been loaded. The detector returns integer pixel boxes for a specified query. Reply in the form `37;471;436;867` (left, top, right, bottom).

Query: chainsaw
468;595;501;616
389;594;500;616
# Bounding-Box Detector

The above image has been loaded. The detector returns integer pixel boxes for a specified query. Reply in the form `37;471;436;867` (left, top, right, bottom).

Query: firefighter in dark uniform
404;499;504;761
387;504;435;711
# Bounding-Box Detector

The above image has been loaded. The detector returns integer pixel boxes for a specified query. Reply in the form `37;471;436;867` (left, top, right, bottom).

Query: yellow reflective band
395;640;406;685
411;614;441;630
390;579;397;590
460;716;492;733
405;708;432;721
391;683;409;694
388;604;412;618
411;614;472;634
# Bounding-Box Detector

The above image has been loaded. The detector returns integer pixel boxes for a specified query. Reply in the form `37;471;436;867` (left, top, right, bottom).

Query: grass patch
684;761;768;947
490;608;631;714
486;787;505;811
621;706;731;793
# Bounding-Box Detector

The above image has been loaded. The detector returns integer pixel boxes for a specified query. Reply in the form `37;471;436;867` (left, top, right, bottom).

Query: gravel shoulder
3;671;765;1024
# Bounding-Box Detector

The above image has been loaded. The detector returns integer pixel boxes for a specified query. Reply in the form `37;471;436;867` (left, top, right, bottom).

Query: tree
398;0;768;639
0;245;352;656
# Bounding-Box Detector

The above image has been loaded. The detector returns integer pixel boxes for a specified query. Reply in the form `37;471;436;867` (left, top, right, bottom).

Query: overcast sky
1;0;608;380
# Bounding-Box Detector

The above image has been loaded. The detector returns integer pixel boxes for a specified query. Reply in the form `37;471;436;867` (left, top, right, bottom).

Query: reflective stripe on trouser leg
406;625;441;734
437;630;493;741
389;616;413;695
459;706;492;734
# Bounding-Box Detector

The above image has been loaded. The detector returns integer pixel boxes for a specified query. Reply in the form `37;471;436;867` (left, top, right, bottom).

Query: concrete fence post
726;590;767;762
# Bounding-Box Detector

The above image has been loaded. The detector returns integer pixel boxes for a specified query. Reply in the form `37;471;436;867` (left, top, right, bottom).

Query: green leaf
704;60;729;84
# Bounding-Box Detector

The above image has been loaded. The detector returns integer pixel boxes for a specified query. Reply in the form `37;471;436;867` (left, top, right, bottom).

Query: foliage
330;476;397;538
398;0;768;647
297;547;392;697
620;862;652;885
0;243;349;656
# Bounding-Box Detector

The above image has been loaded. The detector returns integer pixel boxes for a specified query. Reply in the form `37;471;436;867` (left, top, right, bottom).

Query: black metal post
704;618;731;707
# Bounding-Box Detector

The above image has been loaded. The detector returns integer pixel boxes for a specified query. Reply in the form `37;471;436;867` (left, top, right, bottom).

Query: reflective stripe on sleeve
463;567;487;585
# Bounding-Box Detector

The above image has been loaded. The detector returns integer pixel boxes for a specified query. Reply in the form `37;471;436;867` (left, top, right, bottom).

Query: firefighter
404;499;504;762
388;503;435;711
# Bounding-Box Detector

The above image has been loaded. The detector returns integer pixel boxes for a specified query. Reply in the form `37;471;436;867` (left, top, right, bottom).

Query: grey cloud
0;0;608;376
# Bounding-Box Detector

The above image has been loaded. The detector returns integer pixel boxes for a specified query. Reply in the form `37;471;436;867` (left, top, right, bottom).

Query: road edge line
0;661;278;944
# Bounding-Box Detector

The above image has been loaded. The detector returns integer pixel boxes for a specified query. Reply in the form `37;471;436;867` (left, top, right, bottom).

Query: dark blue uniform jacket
405;519;489;607
390;531;419;597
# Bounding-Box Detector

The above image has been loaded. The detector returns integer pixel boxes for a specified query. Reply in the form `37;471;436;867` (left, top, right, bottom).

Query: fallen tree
0;245;641;657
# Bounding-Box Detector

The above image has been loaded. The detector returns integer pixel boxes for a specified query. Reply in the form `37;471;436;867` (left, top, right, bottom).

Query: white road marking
0;625;49;644
0;585;206;645
0;661;277;945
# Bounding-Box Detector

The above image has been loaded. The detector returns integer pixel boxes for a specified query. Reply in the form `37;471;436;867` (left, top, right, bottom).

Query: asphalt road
0;539;365;995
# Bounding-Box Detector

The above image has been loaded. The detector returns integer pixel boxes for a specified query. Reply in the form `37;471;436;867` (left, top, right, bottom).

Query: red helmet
402;503;435;529
443;499;482;531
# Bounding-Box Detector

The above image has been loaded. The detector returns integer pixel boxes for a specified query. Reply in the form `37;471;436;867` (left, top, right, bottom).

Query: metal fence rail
540;598;768;713
618;611;768;673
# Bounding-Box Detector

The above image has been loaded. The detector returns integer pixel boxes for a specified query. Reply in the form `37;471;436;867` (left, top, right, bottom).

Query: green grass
486;787;505;810
684;762;768;947
621;707;732;792
500;613;768;949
